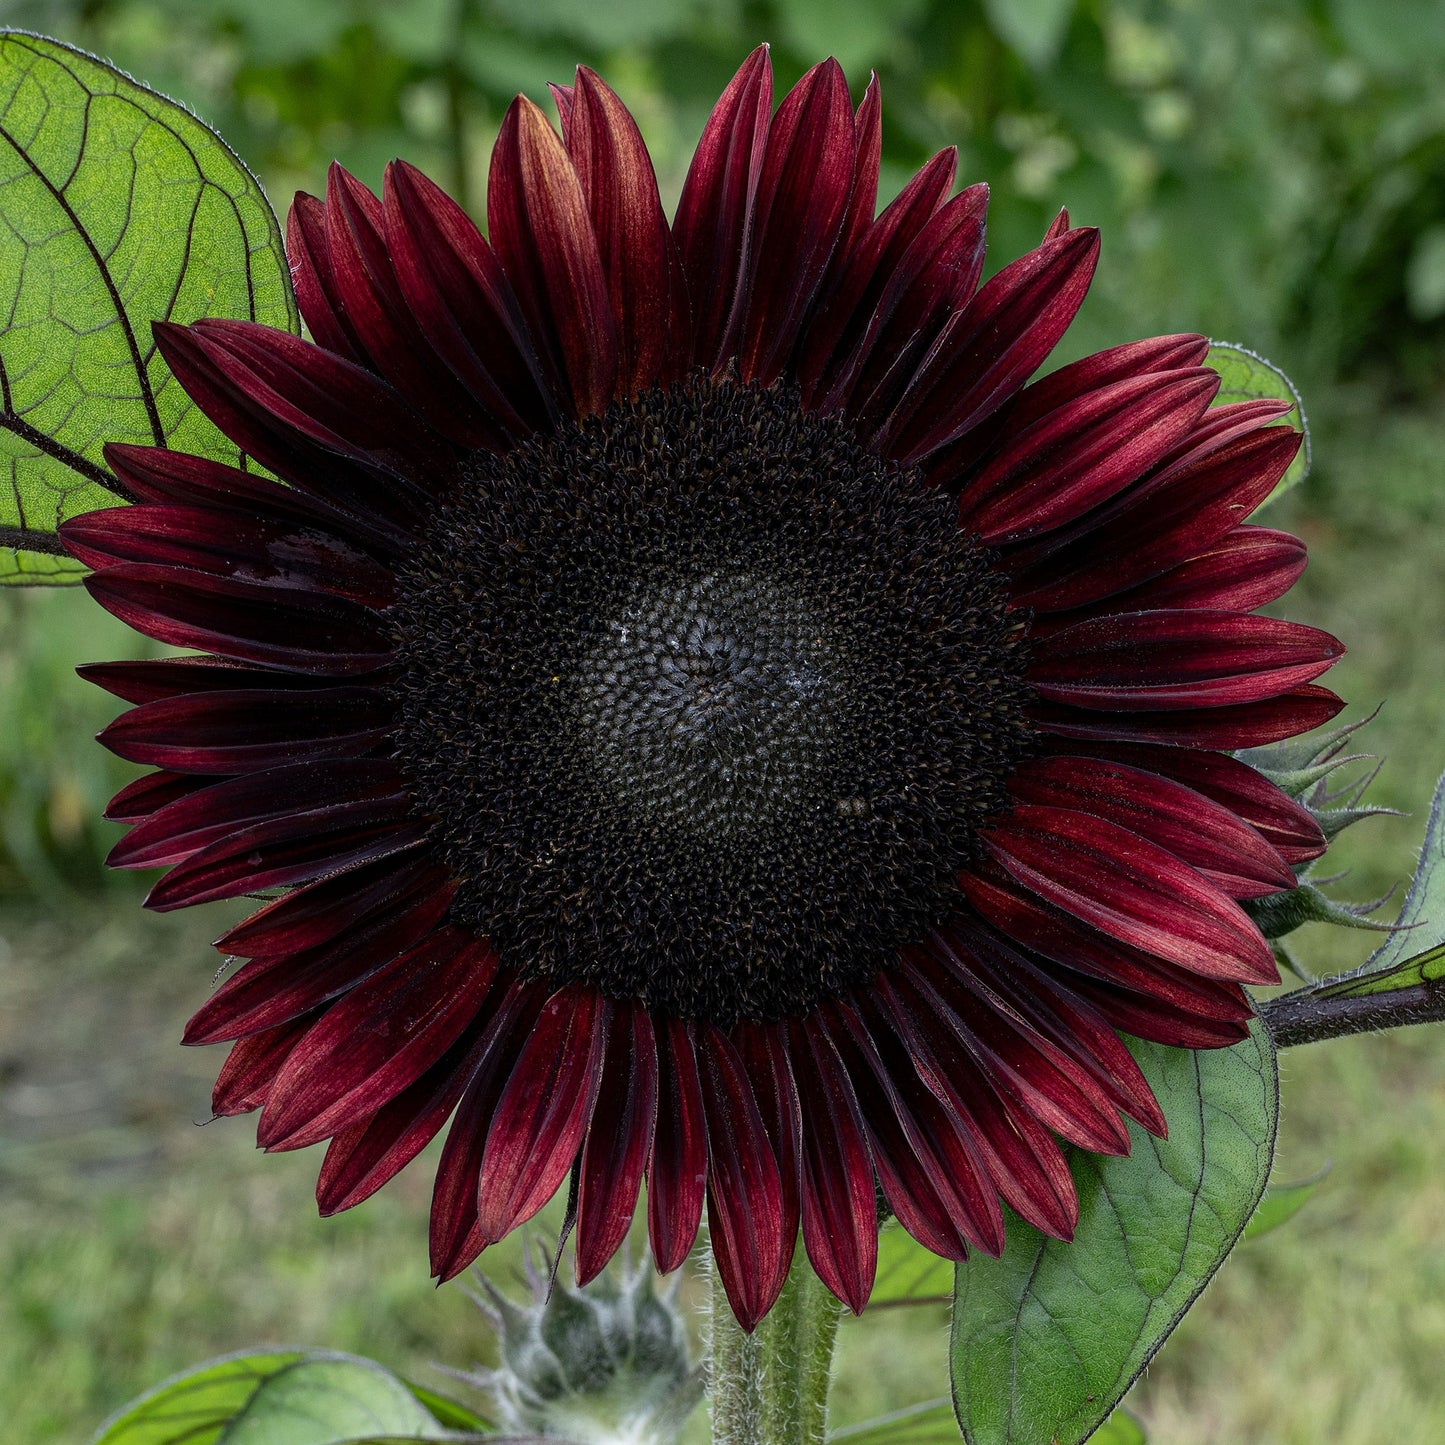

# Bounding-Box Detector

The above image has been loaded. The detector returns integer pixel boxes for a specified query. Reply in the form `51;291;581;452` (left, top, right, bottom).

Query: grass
2;390;1444;1442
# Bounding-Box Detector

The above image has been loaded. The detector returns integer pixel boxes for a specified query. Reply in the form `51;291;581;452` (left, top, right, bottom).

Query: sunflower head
63;46;1342;1329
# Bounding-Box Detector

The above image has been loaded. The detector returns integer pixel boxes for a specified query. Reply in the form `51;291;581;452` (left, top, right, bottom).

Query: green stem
709;1249;842;1445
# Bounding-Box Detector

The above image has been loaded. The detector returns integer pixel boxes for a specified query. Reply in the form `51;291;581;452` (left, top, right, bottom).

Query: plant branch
1260;980;1445;1048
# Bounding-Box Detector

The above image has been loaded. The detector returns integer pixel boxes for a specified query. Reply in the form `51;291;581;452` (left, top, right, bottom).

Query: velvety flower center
390;377;1033;1025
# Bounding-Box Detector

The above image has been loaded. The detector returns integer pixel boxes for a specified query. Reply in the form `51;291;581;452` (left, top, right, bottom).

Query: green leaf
1205;341;1310;506
981;0;1076;69
778;0;930;75
90;1349;474;1445
867;1222;954;1307
1090;1408;1147;1445
0;29;297;585
1244;1166;1329;1242
829;1399;960;1444
950;1024;1278;1445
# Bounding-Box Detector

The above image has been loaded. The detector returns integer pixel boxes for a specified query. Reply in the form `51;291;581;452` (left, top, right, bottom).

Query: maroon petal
877;226;1100;464
215;852;444;957
789;1017;877;1315
1054;740;1326;864
212;1014;313;1116
1030;610;1343;712
257;927;495;1151
1030;684;1344;749
563;68;677;396
958;369;1219;544
488;95;619;417
430;977;547;1280
183;870;455;1045
383;159;556;436
737;58;857;385
83;562;394;675
105;770;206;823
475;985;609;1240
876;968;1077;1239
287;191;368;364
648;1018;709;1274
99;685;394;776
672;45;772;370
836;183;991;425
80;655;305;706
982;803;1279;984
1007;754;1295;898
1083;526;1306;617
111;759;406;870
145;809;425;912
576;1000;659;1284
63;505;395;608
699;1024;789;1329
102;443;404;559
322;164;499;448
1067;974;1252;1049
1005;423;1303;612
796;146;958;404
732;1021;802;1280
317;1016;490;1216
825;1000;983;1260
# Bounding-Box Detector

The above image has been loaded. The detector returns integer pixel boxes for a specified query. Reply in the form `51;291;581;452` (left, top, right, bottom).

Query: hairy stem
709;1250;842;1445
1261;981;1445;1048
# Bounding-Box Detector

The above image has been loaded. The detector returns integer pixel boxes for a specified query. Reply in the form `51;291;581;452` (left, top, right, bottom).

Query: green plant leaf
950;1023;1277;1445
1090;1408;1147;1445
867;1222;955;1307
829;1398;960;1444
1244;1166;1329;1242
90;1349;478;1445
0;29;297;585
1205;341;1310;506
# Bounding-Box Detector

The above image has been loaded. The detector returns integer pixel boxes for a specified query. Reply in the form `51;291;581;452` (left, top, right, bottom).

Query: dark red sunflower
62;48;1342;1330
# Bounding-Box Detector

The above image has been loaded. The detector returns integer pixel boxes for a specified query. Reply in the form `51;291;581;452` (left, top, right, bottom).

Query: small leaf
829;1399;960;1444
866;1222;954;1307
1090;1409;1148;1445
950;1024;1277;1445
90;1349;473;1445
1244;1165;1329;1242
0;29;297;584
1205;341;1310;506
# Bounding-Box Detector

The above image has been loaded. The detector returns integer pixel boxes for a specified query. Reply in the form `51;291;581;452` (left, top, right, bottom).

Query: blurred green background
2;0;1445;1440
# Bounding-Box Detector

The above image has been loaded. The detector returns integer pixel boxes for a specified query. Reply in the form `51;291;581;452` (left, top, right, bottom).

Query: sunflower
62;48;1342;1329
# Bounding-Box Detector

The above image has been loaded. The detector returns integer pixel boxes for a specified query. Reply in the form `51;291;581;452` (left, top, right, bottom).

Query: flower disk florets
391;378;1031;1025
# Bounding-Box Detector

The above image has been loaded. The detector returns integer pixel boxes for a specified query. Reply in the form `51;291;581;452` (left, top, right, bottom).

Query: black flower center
391;378;1032;1026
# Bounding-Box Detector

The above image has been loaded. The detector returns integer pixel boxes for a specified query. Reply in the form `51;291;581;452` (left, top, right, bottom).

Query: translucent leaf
1244;1166;1329;1242
0;29;297;585
866;1222;954;1307
950;1024;1277;1445
1205;341;1310;507
828;1398;959;1444
89;1349;484;1445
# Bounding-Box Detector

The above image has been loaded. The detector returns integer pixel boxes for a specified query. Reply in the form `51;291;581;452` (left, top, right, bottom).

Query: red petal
1007;754;1295;898
732;1021;802;1277
983;803;1279;984
878;227;1100;463
258;928;495;1150
564;68;677;396
384;159;556;436
105;770;205;823
476;985;609;1239
488;96;618;416
672;45;773;369
576;1000;659;1284
647;1018;709;1274
789;1017;877;1315
430;977;548;1280
737;58;858;385
699;1024;789;1330
958;369;1219;544
212;1015;312;1116
287;191;368;364
1030;610;1343;711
